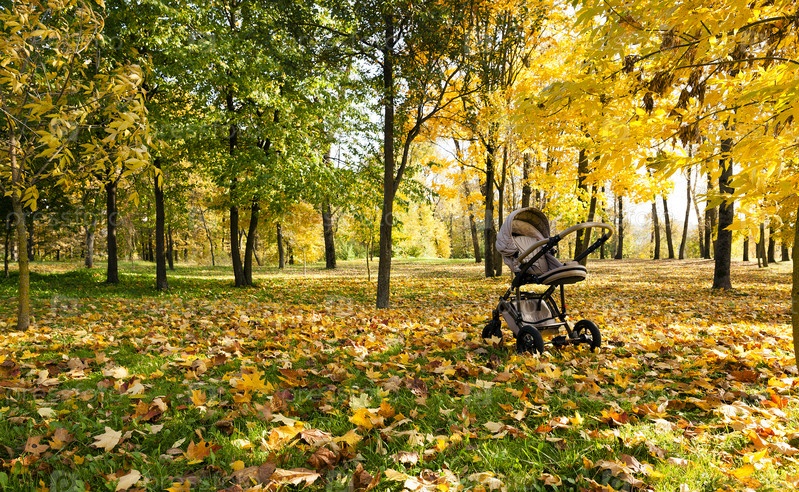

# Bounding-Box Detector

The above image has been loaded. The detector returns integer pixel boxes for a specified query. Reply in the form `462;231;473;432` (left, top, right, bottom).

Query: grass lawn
0;258;796;491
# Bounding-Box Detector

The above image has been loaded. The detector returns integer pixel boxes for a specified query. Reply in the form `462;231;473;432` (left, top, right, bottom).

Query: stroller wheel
482;319;502;341
516;325;544;354
572;319;601;351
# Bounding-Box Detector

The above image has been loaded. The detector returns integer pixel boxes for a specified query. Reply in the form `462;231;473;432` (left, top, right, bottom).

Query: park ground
0;258;797;491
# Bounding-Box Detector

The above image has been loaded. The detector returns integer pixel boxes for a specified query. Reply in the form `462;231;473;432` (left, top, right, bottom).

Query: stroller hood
497;207;551;273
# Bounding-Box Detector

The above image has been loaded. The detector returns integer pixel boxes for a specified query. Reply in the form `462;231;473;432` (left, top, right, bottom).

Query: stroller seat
513;235;587;285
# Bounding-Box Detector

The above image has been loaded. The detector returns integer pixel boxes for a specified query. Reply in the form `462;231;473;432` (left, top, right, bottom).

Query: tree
0;0;149;330
326;0;475;307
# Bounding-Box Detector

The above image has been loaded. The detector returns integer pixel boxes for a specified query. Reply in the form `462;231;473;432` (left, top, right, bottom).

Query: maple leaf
24;436;49;455
231;368;274;393
92;427;122;452
114;469;142;491
184;439;214;463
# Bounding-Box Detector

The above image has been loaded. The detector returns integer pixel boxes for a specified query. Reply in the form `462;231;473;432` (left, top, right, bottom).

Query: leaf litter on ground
0;258;797;491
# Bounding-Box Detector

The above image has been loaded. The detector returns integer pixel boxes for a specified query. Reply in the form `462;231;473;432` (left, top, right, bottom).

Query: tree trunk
459;163;481;263
154;162;168;291
106;180;119;284
768;226;776;263
712;138;734;289
652;200;661;259
469;212;481;263
575;149;590;259
277;222;286;269
167;225;175;270
494;145;508;277
521;153;532;209
691;167;705;257
9;133;30;330
757;222;768;268
704;172;717;259
743;236;750;261
679;169;692;259
782;243;790;262
322;198;336;269
377;14;397;308
4;213;11;277
791;201;799;363
230;202;245;286
26;213;35;262
615;195;624;259
243;198;259;285
198;207;215;266
662;196;675;259
85;218;97;268
483;136;497;278
11;196;30;330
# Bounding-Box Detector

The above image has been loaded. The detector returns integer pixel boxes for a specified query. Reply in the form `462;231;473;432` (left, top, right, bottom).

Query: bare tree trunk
521;153;532;209
198;207;215;266
243;198;259;285
679;168;691;259
704;172;717;259
768;226;776;263
277;222;286;269
459;165;481;263
106;180;120;284
791;201;799;363
4;213;11;277
230;201;245;285
494;145;508;277
154;161;168;291
712;138;734;289
662;196;675;259
652;200;661;259
10;133;30;330
469;212;481;263
782;242;790;262
691;167;705;257
757;222;768;268
322;198;336;269
377;14;397;307
167;225;175;270
615;195;624;259
483;136;497;278
743;236;750;261
85;218;97;268
575;149;590;259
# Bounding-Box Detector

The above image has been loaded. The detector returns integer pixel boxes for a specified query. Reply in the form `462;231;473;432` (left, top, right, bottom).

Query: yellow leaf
349;407;383;430
165;480;191;492
231;460;245;472
190;390;207;407
334;429;362;447
731;463;755;480
185;439;213;464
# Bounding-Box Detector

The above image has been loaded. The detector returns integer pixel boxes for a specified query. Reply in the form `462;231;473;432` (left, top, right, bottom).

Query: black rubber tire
572;319;601;351
482;319;502;340
516;325;544;354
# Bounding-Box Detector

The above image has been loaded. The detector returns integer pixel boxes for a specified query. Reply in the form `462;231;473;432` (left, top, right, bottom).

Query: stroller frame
483;218;614;354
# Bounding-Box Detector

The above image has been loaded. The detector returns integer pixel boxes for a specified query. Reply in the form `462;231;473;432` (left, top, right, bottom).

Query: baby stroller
482;207;614;354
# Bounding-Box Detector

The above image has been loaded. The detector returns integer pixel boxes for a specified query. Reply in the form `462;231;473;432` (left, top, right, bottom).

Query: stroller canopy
497;207;587;285
497;207;550;271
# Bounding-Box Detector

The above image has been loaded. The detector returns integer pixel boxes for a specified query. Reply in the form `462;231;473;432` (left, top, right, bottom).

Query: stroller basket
483;207;614;354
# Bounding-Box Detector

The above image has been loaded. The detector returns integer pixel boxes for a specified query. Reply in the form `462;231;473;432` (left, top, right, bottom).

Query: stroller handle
558;222;615;240
517;222;615;262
